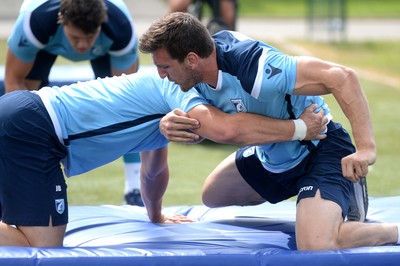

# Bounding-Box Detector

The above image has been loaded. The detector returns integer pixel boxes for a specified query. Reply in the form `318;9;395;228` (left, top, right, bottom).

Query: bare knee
202;188;223;208
0;223;30;246
19;219;66;247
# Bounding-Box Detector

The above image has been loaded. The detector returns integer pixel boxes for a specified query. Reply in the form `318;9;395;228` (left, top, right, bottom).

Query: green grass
237;0;400;18
293;40;400;77
67;141;238;206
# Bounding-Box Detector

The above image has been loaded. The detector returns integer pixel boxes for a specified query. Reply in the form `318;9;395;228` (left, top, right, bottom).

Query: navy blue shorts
26;50;111;87
235;121;355;218
0;91;68;226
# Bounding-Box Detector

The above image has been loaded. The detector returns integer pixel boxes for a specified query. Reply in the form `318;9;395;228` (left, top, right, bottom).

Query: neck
200;48;219;87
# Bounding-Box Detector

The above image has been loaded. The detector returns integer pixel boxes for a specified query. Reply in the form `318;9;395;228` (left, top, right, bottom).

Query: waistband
30;90;64;145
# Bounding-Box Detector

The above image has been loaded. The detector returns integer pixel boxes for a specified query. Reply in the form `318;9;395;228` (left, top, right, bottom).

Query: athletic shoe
124;189;144;207
347;176;369;222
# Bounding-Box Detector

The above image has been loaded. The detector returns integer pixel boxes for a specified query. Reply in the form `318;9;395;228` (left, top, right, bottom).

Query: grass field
234;0;400;18
1;0;399;206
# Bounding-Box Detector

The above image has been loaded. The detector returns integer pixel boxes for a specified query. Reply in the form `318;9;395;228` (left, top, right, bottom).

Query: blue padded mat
1;197;400;266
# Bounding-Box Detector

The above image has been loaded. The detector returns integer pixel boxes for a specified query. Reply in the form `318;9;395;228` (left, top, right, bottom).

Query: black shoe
124;189;144;207
347;176;369;222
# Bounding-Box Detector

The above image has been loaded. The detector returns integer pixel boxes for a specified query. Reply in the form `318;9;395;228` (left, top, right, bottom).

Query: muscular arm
140;147;169;223
140;147;195;224
294;56;376;181
160;103;327;146
5;49;34;92
189;105;295;146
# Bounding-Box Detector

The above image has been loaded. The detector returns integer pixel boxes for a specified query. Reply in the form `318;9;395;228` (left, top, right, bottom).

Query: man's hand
299;104;328;140
341;149;376;183
158;213;196;224
160;109;201;142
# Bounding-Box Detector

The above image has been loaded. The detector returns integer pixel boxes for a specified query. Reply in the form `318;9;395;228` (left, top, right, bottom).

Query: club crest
55;199;65;214
231;99;248;113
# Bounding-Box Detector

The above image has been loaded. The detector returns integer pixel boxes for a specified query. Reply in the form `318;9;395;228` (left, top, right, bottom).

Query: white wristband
292;119;307;141
397;224;400;244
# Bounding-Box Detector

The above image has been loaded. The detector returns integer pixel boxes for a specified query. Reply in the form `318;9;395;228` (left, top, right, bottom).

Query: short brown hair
59;0;108;34
139;12;214;62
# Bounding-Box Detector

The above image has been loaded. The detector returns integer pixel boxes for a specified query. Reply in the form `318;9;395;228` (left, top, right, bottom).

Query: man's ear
57;12;64;24
185;52;199;69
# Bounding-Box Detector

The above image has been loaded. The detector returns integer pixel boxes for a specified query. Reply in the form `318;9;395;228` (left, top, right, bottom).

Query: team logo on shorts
231;99;248;113
55;199;65;214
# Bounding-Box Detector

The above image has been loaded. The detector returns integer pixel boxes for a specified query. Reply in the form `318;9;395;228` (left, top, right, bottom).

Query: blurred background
0;0;399;206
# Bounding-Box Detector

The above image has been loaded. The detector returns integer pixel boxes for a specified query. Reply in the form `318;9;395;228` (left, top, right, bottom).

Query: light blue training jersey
37;68;208;177
195;31;331;173
8;0;138;71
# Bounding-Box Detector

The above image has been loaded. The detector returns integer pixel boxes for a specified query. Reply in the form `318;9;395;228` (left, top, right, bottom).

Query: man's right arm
5;49;34;93
160;104;327;146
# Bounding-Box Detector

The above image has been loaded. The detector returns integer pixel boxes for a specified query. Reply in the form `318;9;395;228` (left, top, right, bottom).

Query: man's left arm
140;147;195;224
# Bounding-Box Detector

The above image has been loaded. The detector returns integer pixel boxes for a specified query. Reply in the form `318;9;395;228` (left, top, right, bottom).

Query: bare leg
202;152;265;207
0;222;30;246
0;217;66;247
296;189;397;250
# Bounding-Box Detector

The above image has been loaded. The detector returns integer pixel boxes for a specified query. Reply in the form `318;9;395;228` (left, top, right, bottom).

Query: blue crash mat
0;197;400;266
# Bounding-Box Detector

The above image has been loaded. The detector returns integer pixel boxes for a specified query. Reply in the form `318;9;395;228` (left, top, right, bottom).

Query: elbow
341;66;358;84
328;65;358;91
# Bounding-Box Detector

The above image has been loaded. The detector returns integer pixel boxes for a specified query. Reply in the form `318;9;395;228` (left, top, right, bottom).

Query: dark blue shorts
0;91;68;226
26;50;111;87
235;121;355;218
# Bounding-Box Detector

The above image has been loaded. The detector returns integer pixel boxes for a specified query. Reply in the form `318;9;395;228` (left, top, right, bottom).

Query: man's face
63;23;100;54
152;49;201;92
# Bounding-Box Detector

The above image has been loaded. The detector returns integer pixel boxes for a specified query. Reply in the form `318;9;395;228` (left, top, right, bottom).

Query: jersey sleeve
214;31;297;102
103;0;139;71
7;12;42;62
7;1;59;62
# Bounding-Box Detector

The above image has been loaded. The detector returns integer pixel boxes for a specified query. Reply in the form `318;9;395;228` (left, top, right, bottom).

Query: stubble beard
179;67;201;92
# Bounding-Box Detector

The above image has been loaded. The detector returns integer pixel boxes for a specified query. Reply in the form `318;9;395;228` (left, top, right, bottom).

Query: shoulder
23;0;60;44
213;31;263;93
101;0;135;50
214;31;265;70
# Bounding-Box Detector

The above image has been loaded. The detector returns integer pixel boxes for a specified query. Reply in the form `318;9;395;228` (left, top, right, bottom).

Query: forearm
167;104;325;146
195;112;295;146
5;49;32;93
140;149;169;223
141;172;169;222
332;71;376;153
339;92;376;153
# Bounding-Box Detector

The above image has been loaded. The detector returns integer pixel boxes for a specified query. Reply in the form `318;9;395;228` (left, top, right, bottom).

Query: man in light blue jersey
5;0;143;206
0;68;328;247
139;12;400;250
